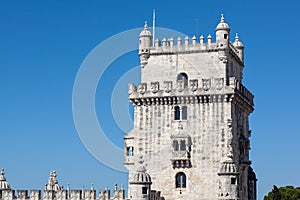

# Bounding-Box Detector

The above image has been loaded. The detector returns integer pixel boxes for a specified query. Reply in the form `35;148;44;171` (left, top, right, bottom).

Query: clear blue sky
0;1;299;199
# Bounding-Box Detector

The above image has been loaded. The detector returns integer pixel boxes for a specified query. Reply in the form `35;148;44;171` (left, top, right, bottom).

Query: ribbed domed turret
129;159;152;200
0;168;11;190
215;14;230;48
233;33;245;62
138;22;152;68
220;160;239;174
131;165;151;184
218;154;239;175
215;14;230;32
233;33;244;48
139;22;152;37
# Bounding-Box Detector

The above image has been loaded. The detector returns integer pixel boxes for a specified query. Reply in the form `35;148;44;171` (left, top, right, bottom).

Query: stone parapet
149;36;242;63
0;188;125;200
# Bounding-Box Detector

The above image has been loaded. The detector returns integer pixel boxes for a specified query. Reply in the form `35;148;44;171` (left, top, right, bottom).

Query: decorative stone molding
190;79;198;91
137;83;147;94
128;83;136;95
150;82;159;93
215;78;224;90
202;79;211;91
177;80;184;92
163;81;172;93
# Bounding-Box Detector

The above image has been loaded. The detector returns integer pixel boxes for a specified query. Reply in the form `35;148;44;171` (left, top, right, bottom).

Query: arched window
127;146;134;156
175;172;186;188
174;106;180;120
177;73;188;88
182;106;187;120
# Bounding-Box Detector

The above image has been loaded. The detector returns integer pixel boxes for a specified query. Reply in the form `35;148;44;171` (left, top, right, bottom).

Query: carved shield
138;83;147;94
151;82;159;93
177;80;184;92
164;81;172;93
215;78;224;90
202;79;211;91
190;79;198;91
128;83;136;95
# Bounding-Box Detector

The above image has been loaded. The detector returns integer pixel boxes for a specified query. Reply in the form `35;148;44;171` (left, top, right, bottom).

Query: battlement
149;36;240;59
0;169;165;200
0;188;165;200
128;76;253;107
0;185;126;200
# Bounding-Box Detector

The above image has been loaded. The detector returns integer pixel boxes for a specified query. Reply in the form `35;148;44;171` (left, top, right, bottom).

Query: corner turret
218;154;239;200
215;14;230;48
0;168;11;191
233;33;244;62
129;159;152;200
139;22;152;68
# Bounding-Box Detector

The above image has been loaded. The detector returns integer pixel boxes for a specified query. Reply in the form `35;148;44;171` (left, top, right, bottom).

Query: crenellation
17;190;27;200
0;187;129;200
149;35;244;60
169;38;174;47
29;191;41;200
177;37;182;46
43;190;54;200
56;190;67;200
2;190;14;200
207;34;212;44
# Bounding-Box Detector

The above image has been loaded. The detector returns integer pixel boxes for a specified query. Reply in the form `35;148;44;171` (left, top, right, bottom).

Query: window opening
180;140;186;151
173;140;179;151
142;187;148;194
174;106;180;120
175;172;186;188
182;106;187;120
127;146;134;156
177;73;188;88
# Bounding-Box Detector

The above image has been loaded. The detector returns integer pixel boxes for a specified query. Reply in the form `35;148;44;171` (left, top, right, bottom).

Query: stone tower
125;15;257;200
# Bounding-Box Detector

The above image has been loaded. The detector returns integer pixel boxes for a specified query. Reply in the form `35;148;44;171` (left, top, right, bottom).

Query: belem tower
0;15;257;200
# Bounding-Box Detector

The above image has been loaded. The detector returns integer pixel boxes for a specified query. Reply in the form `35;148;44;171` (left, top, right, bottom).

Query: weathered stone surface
125;15;256;200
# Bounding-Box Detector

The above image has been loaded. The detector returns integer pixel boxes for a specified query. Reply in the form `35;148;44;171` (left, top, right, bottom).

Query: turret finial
144;21;148;30
235;33;239;40
221;14;225;22
0;168;6;181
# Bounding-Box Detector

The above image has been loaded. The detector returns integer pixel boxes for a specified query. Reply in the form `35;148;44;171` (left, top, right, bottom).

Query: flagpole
152;9;155;47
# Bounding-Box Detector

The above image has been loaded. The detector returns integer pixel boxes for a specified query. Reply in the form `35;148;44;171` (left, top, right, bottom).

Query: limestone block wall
125;75;254;200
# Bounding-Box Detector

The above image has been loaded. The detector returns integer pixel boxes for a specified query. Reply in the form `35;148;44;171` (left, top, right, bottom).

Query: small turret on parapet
218;153;239;200
129;159;152;200
139;22;152;68
215;14;230;48
233;33;244;62
0;169;11;191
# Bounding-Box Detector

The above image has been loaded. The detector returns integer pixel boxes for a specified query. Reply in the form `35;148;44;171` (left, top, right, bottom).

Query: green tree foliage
264;185;300;200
